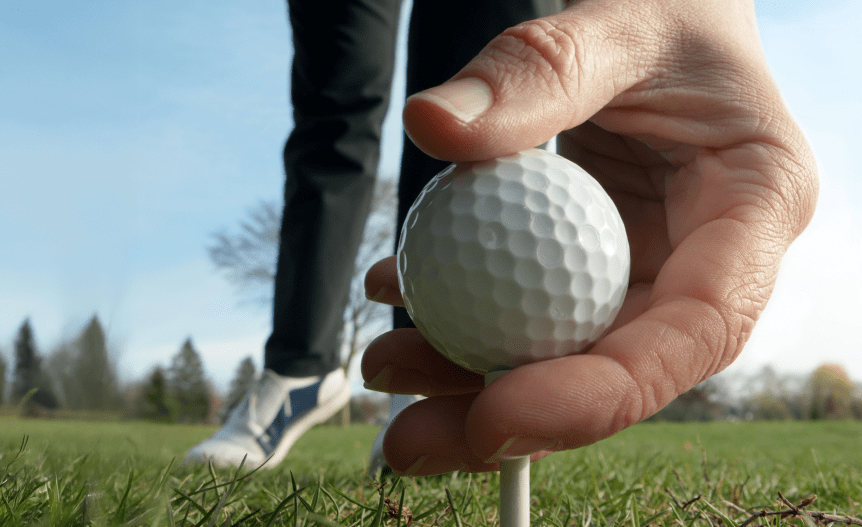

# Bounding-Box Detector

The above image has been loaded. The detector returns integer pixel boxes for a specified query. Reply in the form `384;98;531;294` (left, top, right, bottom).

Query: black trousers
266;0;561;377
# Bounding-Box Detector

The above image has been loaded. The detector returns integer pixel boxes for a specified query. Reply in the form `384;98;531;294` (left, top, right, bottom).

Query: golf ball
397;148;630;374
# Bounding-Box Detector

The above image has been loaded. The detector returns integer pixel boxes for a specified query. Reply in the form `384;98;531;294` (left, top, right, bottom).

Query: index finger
364;256;403;306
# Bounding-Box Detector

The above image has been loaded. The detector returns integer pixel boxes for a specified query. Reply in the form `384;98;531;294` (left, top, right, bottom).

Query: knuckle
729;96;820;244
764;136;819;242
730;137;818;249
488;19;585;100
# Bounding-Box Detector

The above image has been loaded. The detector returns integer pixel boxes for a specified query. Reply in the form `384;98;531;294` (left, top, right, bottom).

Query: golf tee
499;456;530;527
486;370;530;527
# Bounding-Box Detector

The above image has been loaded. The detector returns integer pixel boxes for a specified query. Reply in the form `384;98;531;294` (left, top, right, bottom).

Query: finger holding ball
397;148;630;375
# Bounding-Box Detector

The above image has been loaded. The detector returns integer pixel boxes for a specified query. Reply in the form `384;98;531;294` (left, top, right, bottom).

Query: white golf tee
486;370;530;527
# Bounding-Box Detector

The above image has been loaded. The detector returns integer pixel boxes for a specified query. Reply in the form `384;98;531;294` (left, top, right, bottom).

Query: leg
268;0;404;376
189;0;403;468
394;0;563;330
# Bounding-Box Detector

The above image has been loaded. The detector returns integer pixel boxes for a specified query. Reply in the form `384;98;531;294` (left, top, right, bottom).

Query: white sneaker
368;393;424;476
187;368;350;468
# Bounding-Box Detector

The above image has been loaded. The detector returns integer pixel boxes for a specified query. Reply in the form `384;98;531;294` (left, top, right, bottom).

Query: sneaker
368;393;424;476
187;368;350;468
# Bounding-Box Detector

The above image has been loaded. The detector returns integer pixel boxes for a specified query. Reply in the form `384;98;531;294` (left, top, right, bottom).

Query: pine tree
220;356;256;422
12;319;38;402
167;338;211;423
74;315;119;410
139;366;173;422
47;315;119;411
11;319;58;409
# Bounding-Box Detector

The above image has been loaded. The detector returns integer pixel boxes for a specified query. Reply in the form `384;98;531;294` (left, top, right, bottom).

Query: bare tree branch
209;180;398;375
209;200;280;301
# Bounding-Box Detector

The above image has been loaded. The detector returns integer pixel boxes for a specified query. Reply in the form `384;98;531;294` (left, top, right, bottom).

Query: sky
1;0;860;394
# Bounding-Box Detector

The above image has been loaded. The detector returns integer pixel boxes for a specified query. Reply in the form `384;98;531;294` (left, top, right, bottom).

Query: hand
362;0;818;476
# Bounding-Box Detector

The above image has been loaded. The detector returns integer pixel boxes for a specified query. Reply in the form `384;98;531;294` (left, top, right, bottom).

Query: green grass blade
629;494;641;527
171;486;208;517
369;483;386;527
702;498;738;527
165;495;176;527
300;511;344;527
113;467;135;522
262;485;305;527
311;472;322;511
396;487;406;527
446;487;463;527
328;486;379;513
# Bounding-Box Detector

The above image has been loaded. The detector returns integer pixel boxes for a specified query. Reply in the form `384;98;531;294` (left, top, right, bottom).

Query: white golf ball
397;148;630;374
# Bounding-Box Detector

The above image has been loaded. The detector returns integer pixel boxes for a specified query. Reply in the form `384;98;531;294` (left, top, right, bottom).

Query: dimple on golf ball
397;148;630;374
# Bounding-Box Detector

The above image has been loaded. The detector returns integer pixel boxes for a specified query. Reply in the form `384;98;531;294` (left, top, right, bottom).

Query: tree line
0;316;258;423
1;313;861;424
0;181;397;425
650;363;862;422
3;179;859;424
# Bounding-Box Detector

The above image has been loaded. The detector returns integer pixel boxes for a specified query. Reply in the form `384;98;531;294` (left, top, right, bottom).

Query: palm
558;122;672;330
362;2;818;474
557;91;792;341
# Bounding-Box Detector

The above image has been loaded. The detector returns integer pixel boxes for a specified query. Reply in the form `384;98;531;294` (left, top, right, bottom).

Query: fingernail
363;365;395;393
396;455;428;477
395;456;469;477
363;365;433;396
410;77;494;123
366;286;390;303
486;437;556;463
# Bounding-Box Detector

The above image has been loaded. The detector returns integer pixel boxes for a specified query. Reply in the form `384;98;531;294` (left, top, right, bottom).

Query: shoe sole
260;381;352;469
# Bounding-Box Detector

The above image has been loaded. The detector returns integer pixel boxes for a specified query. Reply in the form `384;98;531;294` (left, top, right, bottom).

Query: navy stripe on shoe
256;380;323;456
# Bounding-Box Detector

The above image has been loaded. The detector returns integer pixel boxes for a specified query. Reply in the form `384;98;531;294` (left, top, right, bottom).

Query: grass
1;417;861;526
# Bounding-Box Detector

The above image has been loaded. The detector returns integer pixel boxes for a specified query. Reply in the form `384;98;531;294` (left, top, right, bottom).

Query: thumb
402;2;653;161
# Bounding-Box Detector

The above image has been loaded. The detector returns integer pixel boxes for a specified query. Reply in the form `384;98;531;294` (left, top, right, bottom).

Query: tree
12;319;38;402
11;319;58;410
75;315;119;410
852;383;862;420
209;200;280;303
49;315;120;411
649;378;728;421
804;363;853;420
167;338;212;423
744;391;793;420
138;366;174;422
208;180;398;425
740;366;801;420
220;356;257;422
0;350;7;405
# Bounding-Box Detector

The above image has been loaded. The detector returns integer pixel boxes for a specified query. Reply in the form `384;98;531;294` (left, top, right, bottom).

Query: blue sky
2;0;860;392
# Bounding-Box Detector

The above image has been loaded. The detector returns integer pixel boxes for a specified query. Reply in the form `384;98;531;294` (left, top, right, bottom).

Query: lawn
1;417;860;526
